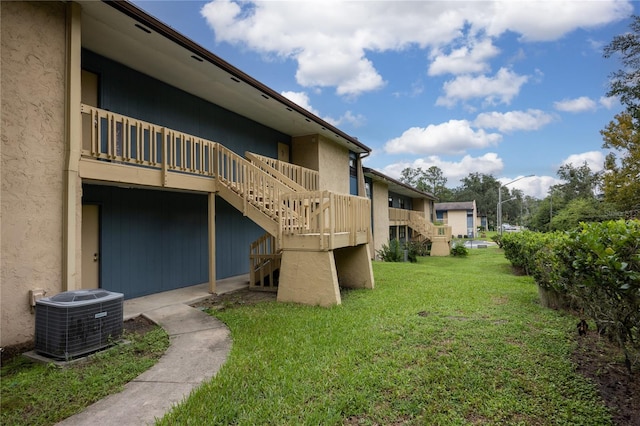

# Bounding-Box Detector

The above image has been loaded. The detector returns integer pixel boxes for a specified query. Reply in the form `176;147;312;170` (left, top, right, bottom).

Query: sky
132;0;635;198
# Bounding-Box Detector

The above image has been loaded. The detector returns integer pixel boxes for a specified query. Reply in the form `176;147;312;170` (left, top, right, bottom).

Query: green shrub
500;220;640;371
556;220;640;369
377;240;426;262
405;240;428;262
377;239;403;262
501;231;561;276
450;241;469;256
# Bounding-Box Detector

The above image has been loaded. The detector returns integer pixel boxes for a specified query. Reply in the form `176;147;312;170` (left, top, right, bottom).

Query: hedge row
501;220;640;370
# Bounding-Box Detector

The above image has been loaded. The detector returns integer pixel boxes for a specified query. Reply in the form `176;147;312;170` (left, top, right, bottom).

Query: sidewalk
56;275;249;426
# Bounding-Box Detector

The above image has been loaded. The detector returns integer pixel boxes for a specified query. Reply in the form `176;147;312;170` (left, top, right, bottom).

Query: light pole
498;175;534;235
497;197;516;233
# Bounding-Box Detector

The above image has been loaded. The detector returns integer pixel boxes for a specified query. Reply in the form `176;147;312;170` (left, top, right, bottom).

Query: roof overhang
364;168;436;200
76;0;370;154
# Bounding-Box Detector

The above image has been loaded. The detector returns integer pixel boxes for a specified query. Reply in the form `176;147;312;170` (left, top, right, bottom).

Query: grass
0;326;169;426
159;247;612;425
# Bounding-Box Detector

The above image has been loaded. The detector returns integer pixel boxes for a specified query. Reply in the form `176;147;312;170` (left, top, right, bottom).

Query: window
399;198;405;209
349;152;357;177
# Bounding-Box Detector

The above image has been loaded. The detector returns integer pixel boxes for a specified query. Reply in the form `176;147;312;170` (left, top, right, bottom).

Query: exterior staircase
389;208;452;255
79;104;373;303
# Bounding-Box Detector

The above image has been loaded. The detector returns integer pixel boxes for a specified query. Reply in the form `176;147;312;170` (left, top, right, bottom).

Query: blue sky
132;0;635;198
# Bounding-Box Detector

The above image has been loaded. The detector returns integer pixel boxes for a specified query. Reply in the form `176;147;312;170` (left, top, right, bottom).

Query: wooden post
208;193;216;293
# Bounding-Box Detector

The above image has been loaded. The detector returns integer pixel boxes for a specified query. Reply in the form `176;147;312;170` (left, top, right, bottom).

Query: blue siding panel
84;185;208;299
214;197;264;278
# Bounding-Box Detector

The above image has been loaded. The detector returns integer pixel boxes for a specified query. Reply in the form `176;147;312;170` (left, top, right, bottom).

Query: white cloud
281;91;320;116
436;68;529;107
503;175;560;199
599;96;618;109
561;151;605;172
201;0;631;97
474;109;555;133
384;120;502;155
482;1;632;42
554;96;597;113
382;153;504;185
428;38;499;76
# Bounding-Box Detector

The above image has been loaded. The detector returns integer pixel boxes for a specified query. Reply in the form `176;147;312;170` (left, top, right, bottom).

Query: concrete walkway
56;275;249;426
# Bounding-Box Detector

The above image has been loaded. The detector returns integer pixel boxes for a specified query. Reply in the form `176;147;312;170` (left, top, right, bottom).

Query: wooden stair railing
249;233;280;292
245;152;319;191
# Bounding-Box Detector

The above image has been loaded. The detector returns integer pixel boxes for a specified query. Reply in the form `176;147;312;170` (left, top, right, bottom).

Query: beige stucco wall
291;134;319;172
1;1;68;346
412;198;435;222
371;180;389;258
317;136;349;194
292;134;349;194
447;211;469;238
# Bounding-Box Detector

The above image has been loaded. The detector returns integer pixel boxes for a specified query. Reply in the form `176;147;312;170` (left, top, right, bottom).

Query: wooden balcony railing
81;104;217;176
281;191;370;250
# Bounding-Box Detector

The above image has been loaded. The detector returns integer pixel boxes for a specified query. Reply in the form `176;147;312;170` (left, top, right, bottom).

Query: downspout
356;151;370;198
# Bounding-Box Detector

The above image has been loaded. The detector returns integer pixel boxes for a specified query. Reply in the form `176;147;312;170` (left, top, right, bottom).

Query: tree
603;15;640;120
399;166;450;200
600;113;640;212
526;163;602;231
399;167;425;190
602;16;640;213
549;198;612;231
553;162;601;202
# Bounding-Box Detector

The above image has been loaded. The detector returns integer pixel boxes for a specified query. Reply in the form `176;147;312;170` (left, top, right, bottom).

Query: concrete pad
143;304;227;336
56;380;195;426
135;330;229;384
123;274;249;320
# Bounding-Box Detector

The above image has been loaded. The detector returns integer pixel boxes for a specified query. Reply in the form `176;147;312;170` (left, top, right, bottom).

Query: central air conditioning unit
35;289;124;360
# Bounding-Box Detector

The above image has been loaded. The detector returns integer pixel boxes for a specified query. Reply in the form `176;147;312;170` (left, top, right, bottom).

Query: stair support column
430;237;450;257
334;244;374;290
277;249;341;306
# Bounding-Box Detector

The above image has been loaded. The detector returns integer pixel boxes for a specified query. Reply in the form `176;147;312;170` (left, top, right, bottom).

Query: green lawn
159;247;612;425
0;326;169;426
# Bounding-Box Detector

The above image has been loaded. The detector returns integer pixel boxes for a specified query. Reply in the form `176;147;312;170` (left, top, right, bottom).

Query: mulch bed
572;330;639;425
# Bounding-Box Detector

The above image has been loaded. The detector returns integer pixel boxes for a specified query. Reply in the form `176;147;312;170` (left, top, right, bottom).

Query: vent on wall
35;289;124;360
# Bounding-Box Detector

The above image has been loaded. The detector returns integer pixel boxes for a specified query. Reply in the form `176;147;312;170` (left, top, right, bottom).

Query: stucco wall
292;134;350;194
448;211;469;238
371;180;389;257
1;1;67;346
291;135;319;171
412;198;434;222
317;135;349;194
